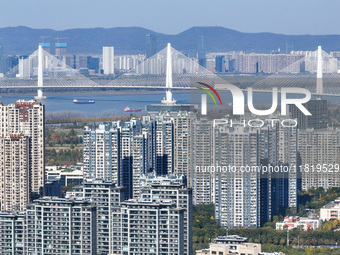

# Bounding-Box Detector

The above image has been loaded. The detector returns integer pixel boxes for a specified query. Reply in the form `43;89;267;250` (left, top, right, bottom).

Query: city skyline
0;1;340;251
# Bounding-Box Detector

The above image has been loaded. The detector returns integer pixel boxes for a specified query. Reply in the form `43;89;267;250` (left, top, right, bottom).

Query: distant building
103;46;115;74
276;216;321;231
215;55;226;73
298;129;340;191
87;56;100;73
320;197;340;221
55;42;67;56
205;52;305;73
18;56;30;78
196;235;261;255
0;55;18;75
115;54;145;71
289;99;328;130
39;42;51;53
145;34;157;58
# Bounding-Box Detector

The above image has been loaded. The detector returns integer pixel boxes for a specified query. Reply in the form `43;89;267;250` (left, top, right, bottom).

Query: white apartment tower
298;129;340;190
213;125;259;228
140;176;193;255
0;100;44;212
112;200;185;255
193;118;213;204
26;198;97;255
213;120;299;228
83;124;120;182
103;46;114;75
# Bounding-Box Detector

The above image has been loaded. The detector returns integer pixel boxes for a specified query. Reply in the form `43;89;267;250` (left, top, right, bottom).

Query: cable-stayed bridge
1;44;340;98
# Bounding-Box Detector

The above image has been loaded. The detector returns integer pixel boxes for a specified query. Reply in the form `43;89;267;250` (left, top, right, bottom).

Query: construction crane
40;35;51;43
54;37;69;43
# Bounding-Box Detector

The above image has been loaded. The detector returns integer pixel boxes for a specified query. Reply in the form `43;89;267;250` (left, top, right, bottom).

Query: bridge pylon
34;45;46;100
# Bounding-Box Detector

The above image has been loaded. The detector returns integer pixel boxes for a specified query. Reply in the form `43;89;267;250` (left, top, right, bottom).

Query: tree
68;128;76;137
50;133;61;144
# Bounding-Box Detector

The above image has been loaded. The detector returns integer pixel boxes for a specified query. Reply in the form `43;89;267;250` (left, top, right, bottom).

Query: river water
0;92;191;118
1;91;338;118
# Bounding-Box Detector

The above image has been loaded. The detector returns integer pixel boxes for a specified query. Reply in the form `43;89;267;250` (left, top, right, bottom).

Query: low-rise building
276;216;321;231
196;235;261;255
320;197;340;221
45;167;83;186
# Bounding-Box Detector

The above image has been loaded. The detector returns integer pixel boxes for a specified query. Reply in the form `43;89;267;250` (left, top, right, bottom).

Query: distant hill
1;26;340;55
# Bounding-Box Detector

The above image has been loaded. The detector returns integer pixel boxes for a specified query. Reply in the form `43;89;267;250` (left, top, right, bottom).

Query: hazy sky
0;0;339;35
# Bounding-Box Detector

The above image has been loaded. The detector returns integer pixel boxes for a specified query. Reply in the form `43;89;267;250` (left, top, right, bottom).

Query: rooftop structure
195;235;261;255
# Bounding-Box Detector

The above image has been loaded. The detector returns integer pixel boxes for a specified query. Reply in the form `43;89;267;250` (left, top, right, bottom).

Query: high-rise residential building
103;46;114;75
112;200;185;255
83;124;121;182
289;99;328;130
87;56;100;73
55;42;67;56
26;198;97;255
193;118;213;204
0;212;25;254
0;135;30;212
39;43;51;54
83;121;142;200
132;133;148;199
145;34;157;58
172;112;196;190
0;100;44;211
298;129;340;190
0;55;18;75
146;116;174;176
115;54;145;71
66;176;189;254
197;35;206;68
68;180;124;255
147;106;198;189
306;100;328;129
140;175;192;255
205;52;307;73
215;55;226;73
213;119;299;228
18;56;30;78
121;120;140;199
213;125;260;228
